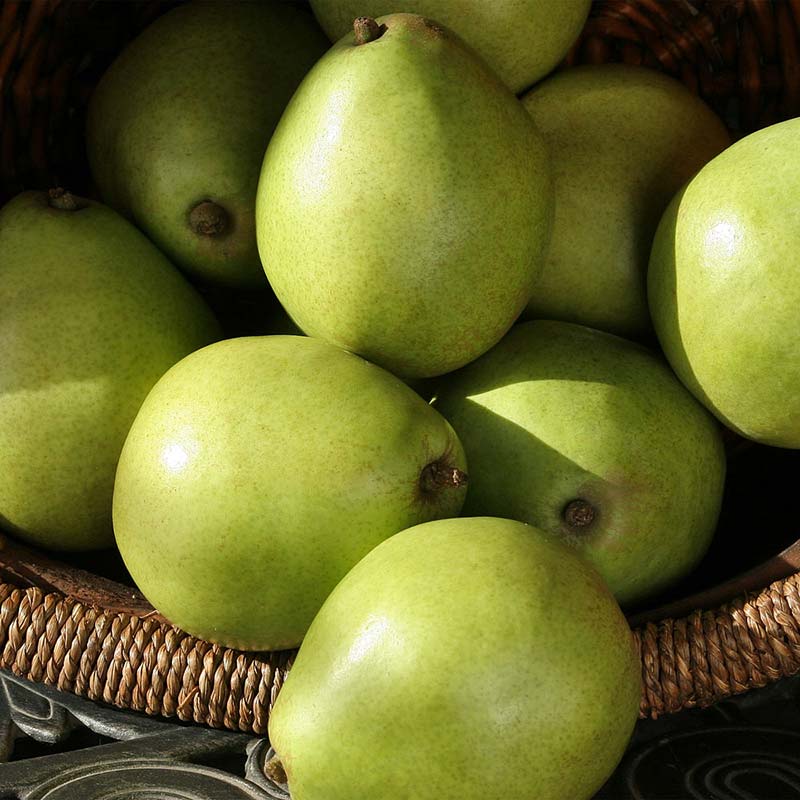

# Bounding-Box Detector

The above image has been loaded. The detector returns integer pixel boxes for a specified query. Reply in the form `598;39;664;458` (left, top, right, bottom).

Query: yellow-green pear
0;190;220;551
269;516;641;800
113;336;467;651
309;0;591;93
87;1;328;288
257;14;553;379
649;118;800;447
434;320;726;606
522;65;730;337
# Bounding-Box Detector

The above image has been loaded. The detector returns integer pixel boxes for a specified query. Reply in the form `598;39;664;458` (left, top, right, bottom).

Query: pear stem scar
420;459;468;494
48;187;86;211
189;200;229;236
563;499;596;528
353;17;384;45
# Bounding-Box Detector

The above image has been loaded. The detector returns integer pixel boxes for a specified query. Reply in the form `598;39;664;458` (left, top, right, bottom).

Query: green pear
87;1;328;288
0;190;220;551
649;118;800;447
309;0;591;93
256;14;553;379
269;516;641;800
522;65;730;338
433;320;726;606
112;335;467;651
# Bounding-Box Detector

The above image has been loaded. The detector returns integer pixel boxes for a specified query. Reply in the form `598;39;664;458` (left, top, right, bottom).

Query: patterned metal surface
598;674;800;799
3;668;800;799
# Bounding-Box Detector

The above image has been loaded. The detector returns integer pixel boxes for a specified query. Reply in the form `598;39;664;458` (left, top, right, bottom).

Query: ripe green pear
649;118;800;447
309;0;591;93
269;516;641;800
256;14;553;379
434;321;726;606
87;1;328;288
522;65;730;337
113;336;467;651
0;190;220;551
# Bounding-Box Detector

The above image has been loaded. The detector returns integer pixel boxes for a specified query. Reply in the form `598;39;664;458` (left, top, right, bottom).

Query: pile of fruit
0;2;798;798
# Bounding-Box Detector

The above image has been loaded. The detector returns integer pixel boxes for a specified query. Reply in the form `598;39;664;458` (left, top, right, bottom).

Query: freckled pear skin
649;118;800;447
433;321;726;606
0;190;221;551
112;336;467;651
87;1;329;288
269;517;641;800
309;0;591;93
522;65;730;338
256;14;553;379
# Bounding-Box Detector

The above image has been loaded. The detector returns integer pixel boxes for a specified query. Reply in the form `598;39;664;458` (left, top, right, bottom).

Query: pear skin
257;14;553;379
522;65;730;338
0;190;220;550
113;335;468;650
87;2;328;288
310;0;591;93
649;118;800;446
434;320;726;606
269;516;640;800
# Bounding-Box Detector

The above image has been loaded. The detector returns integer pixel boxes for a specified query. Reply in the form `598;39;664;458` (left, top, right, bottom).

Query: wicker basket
1;0;800;735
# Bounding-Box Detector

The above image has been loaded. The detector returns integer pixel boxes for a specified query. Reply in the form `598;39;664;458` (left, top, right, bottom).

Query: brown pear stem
353;17;384;45
264;754;288;785
47;188;86;211
563;499;596;529
189;201;229;236
420;460;468;494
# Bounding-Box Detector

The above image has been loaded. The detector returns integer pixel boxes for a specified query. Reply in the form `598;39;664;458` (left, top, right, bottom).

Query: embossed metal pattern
621;728;800;799
597;673;800;799
4;668;800;799
25;760;274;800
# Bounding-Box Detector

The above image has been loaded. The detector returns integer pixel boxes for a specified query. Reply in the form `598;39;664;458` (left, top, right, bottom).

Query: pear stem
420;460;468;494
353;17;384;45
264;754;288;785
47;188;86;211
189;201;229;237
563;499;596;529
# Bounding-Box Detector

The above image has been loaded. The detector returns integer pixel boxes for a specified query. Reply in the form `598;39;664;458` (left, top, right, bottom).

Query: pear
433;320;726;606
309;0;591;93
522;65;730;338
268;516;641;800
87;1;328;288
649;118;800;447
256;14;553;379
112;335;467;651
0;190;220;551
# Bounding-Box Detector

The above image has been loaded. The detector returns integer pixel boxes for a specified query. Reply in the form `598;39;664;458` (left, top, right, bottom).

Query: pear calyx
563;499;596;529
353;17;384;45
420;458;468;495
189;201;230;237
47;188;87;211
264;754;288;785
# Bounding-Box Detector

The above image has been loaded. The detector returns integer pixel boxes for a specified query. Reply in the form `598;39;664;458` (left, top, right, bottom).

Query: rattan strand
633;573;800;717
570;0;800;131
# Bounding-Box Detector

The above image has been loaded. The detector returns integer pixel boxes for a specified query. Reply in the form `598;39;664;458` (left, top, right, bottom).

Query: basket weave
1;0;799;732
3;566;800;731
